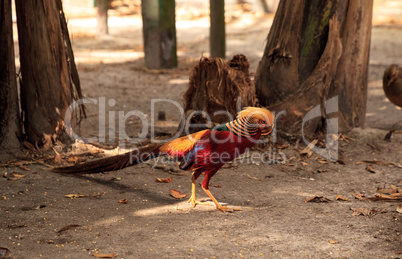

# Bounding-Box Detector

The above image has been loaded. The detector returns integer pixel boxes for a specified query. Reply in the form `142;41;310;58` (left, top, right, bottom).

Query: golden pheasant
53;107;274;212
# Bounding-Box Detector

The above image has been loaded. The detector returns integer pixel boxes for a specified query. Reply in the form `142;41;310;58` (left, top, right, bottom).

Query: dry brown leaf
4;172;26;181
214;185;222;188
57;224;83;233
376;188;396;195
14;162;30;171
170;189;186;199
365;165;377;173
300;139;318;158
390;184;402;193
351;207;387;216
245;174;264;181
374;193;397;200
64;193;105;199
92;253;117;258
396;204;402;213
353;192;401;202
301;162;308;166
67;156;79;163
155;177;173;183
275;144;290;149
329;240;339;244
7;223;26;229
304;196;332;203
352;193;366;200
65;194;86;199
351;207;371;216
119;199;128;204
335;195;350;202
357;160;402;168
54;154;62;164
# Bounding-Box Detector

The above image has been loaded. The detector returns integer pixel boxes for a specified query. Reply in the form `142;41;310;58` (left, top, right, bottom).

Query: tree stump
181;54;257;134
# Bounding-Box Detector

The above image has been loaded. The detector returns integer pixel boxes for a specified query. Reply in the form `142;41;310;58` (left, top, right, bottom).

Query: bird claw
217;205;234;213
187;196;211;207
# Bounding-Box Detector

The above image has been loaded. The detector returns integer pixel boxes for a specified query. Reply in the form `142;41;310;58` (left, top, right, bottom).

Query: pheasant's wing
158;129;210;158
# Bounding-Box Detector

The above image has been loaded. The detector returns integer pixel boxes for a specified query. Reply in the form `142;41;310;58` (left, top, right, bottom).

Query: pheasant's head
237;107;274;136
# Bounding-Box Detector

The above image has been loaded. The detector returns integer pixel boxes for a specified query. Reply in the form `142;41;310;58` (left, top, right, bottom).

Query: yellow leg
187;173;211;207
202;187;233;213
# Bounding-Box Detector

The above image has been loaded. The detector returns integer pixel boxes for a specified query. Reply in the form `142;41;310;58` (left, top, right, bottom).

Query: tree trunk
210;0;225;58
15;0;85;148
141;0;177;69
0;0;21;153
255;0;373;139
96;0;109;36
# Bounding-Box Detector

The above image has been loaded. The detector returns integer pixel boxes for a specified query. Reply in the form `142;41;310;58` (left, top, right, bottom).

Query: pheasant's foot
187;195;212;207
216;205;234;213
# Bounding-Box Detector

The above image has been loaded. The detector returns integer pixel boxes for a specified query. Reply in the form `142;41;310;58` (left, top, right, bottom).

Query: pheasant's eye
260;120;266;124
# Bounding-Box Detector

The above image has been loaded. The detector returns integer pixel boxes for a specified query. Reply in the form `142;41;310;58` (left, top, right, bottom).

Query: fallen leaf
92;253;117;258
275;144;289;149
374;193;399;200
300;140;318;158
64;193;105;199
57;224;83;233
396;204;402;213
67;156;79;163
155;177;173;183
329;240;339;244
0;247;10;257
352;193;366;200
357;160;402;168
65;194;86;199
214;185;222;188
4;172;25;181
351;207;371;216
335;195;350;202
396;250;402;255
304;196;332;203
301;162;308;166
119;199;128;204
390;184;402;193
365;165;377;174
245;174;264;181
352;192;402;202
54;154;62;164
376;188;396;195
170;189;186;199
351;207;387;216
7;223;26;229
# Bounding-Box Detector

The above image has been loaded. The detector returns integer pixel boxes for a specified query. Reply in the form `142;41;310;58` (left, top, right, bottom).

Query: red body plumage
53;107;274;212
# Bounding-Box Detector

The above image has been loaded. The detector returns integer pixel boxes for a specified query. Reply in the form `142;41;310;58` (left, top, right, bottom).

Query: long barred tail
52;143;163;174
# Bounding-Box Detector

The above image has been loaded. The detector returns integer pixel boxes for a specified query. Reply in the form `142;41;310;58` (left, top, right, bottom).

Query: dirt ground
2;1;402;258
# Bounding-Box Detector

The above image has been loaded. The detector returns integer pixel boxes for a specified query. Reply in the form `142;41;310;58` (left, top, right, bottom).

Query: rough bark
96;0;109;36
141;0;177;69
255;0;373;139
15;0;85;148
0;0;21;153
210;0;225;58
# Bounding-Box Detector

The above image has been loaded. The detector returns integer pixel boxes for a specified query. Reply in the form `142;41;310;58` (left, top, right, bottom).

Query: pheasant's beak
260;125;273;136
